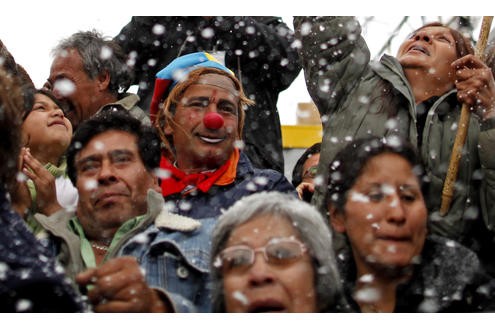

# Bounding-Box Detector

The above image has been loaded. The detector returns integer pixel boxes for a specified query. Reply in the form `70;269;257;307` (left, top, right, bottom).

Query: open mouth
408;45;429;56
248;301;287;313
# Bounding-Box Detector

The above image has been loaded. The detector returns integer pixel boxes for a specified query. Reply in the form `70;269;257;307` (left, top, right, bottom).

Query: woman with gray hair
210;191;348;312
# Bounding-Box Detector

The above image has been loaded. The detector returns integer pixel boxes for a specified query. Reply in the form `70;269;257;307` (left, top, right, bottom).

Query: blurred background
1;7;486;177
0;14;483;125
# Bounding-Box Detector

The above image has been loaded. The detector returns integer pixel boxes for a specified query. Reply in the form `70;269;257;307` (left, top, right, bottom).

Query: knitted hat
149;52;234;123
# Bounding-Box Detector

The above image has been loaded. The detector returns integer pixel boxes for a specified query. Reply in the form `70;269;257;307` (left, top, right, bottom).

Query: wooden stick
439;16;493;216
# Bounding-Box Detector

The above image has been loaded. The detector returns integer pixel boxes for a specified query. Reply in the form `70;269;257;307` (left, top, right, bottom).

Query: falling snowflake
152;24;165;35
232;291;249;306
53;79;75;97
100;46;112;60
201;27;215;39
16;299;32;312
83;179;97;191
354;287;380;302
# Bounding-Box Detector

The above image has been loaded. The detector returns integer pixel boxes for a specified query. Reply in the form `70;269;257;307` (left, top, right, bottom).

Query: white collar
154;208;201;232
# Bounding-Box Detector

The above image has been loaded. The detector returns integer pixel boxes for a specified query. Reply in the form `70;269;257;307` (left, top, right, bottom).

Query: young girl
14;89;77;234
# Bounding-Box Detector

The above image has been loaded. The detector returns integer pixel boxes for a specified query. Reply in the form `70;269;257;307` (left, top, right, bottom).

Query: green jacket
33;190;207;312
294;17;495;249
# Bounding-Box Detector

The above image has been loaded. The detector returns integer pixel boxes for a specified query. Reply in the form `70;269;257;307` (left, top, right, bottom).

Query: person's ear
97;71;111;91
328;204;346;233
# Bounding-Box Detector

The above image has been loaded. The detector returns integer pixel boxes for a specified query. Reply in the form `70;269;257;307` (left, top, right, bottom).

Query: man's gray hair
52;30;133;95
210;191;344;312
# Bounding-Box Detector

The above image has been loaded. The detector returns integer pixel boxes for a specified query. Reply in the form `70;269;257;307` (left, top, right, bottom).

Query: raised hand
76;256;169;313
453;54;495;121
11;147;32;218
20;148;62;215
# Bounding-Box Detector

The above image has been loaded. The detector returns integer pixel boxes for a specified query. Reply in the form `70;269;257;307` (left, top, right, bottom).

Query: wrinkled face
22;93;73;154
47;49;106;129
75;130;159;236
397;26;458;86
165;74;239;171
331;153;427;275
222;215;317;313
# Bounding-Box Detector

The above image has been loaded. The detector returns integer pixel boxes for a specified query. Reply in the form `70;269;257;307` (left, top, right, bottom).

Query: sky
0;1;484;125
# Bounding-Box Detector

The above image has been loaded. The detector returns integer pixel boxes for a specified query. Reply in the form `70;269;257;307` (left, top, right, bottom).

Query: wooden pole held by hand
439;16;493;216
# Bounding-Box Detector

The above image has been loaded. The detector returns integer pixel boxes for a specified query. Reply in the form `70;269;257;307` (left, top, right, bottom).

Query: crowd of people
1;16;495;313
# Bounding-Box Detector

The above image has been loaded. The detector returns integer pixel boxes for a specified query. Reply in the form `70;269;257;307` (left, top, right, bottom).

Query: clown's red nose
203;112;224;130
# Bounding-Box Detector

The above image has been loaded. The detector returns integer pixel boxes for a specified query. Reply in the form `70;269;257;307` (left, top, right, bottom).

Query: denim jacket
115;192;216;312
34;189;213;312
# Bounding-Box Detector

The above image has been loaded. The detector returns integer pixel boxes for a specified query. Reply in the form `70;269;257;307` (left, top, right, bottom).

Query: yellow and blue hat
149;52;233;122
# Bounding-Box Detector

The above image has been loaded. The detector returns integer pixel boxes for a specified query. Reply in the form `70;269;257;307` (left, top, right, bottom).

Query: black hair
1;39;35;121
22;88;69;121
326;136;425;213
66;109;160;185
0;67;23;190
291;142;321;188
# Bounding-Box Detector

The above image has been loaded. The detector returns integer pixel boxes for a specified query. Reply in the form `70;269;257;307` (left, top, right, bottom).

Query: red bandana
159;148;239;196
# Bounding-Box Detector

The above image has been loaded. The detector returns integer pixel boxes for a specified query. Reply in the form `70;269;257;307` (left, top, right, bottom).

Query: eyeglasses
302;165;318;180
215;237;308;272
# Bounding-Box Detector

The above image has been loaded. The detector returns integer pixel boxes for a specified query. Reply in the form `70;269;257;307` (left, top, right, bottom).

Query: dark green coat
294;16;495;268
